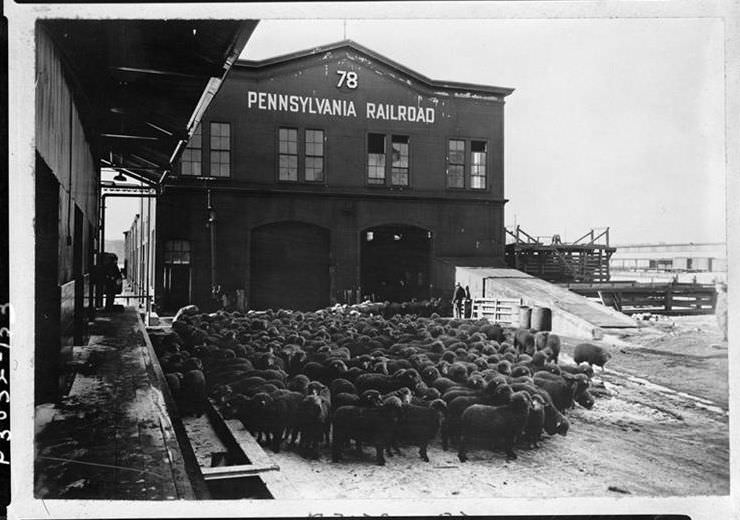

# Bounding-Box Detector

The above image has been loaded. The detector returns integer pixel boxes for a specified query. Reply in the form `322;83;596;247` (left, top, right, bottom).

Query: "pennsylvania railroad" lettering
247;91;436;124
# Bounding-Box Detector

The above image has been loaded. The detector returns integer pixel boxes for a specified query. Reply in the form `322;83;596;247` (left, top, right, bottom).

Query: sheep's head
510;390;532;412
360;390;383;408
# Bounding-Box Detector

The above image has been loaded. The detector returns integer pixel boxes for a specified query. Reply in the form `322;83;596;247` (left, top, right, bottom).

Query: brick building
155;40;514;312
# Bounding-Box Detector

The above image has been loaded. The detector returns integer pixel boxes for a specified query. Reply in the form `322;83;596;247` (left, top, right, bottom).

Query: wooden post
665;285;673;312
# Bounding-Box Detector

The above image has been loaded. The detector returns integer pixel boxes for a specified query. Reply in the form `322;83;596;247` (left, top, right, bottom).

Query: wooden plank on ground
201;463;278;480
206;400;302;499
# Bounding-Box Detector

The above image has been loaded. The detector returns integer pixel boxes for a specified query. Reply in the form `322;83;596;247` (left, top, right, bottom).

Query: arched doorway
250;222;330;311
360;224;432;302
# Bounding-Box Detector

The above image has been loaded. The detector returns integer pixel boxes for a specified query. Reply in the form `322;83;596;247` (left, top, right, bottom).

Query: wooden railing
505;225;541;245
506;225;611;247
571;227;610;247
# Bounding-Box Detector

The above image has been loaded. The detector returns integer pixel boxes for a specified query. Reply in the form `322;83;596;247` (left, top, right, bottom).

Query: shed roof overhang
41;19;259;188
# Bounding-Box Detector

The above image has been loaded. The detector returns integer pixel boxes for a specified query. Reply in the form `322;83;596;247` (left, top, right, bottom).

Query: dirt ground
184;315;729;499
600;314;729;408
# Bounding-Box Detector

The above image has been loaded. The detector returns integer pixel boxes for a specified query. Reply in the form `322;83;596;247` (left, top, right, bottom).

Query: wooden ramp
456;267;636;336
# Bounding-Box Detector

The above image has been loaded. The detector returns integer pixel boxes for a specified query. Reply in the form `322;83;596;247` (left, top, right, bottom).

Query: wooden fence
561;281;717;315
471;297;523;325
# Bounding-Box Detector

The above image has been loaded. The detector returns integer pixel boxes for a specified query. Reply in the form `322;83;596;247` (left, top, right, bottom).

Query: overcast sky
106;17;725;247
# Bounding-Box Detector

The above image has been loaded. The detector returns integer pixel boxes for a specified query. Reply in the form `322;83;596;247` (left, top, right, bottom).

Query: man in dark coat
102;254;122;311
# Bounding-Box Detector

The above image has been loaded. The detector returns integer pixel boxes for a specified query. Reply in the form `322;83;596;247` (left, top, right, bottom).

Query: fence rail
471;297;523;325
562;282;717;315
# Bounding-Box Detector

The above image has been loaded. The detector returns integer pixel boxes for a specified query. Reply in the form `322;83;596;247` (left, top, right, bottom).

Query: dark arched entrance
360;224;432;302
250;222;330;311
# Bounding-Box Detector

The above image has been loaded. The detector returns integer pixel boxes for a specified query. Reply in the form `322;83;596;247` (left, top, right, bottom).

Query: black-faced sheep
457;391;533;462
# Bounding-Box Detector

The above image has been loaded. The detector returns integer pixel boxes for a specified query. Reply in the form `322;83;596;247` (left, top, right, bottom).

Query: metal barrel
518;305;531;329
531;306;552;332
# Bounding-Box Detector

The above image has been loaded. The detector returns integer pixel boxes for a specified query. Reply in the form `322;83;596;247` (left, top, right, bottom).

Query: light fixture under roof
113;172;127;182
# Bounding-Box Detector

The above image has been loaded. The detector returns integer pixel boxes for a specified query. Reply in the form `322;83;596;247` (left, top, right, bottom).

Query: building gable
231;47;510;131
237;41;513;98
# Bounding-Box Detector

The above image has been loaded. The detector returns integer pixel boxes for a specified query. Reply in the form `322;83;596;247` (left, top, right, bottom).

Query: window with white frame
470;140;487;189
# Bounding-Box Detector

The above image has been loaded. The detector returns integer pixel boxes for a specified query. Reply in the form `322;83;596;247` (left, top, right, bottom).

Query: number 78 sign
336;70;358;89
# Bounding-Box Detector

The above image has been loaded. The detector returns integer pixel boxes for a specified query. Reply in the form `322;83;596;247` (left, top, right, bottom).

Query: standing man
103;254;122;311
452;281;466;319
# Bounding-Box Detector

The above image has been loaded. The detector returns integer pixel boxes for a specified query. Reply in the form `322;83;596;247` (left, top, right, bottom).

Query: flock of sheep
153;304;612;465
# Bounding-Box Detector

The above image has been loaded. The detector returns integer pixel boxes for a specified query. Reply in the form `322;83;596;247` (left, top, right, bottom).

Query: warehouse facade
156;41;514;312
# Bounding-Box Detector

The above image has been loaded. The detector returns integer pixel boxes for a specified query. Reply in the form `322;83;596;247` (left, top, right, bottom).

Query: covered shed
34;18;257;403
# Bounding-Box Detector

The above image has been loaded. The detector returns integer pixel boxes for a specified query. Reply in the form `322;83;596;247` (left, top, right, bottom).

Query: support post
207;188;217;294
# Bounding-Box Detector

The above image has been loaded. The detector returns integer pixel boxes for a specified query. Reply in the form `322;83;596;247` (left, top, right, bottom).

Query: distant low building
610;242;726;282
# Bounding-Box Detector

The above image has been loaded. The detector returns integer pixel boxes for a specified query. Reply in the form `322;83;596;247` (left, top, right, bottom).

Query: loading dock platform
34;308;206;500
454;266;636;339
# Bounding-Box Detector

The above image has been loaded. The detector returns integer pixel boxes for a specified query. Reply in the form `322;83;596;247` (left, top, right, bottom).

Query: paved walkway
34;308;201;500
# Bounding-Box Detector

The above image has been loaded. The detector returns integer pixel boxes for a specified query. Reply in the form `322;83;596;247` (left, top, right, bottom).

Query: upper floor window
279;127;299;181
470;140;487;189
368;133;410;187
390;136;409;186
447;138;488;190
209;122;231;177
305;129;325;182
446;139;465;188
367;133;386;185
180;125;202;176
